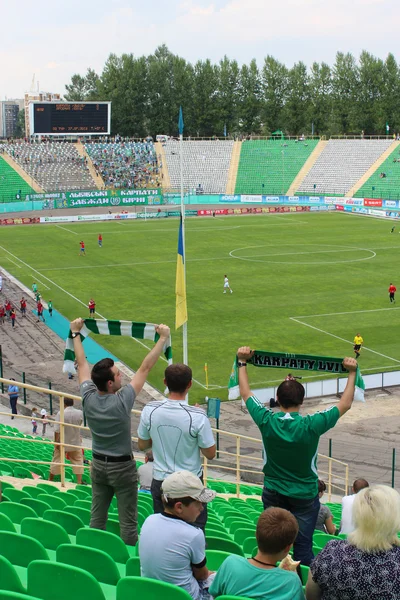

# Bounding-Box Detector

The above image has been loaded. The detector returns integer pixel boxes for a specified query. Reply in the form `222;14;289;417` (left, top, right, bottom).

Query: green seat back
230;520;256;535
204;536;244;556
0;555;26;593
27;560;106;600
225;515;251;530
21;518;70;551
42;510;85;536
0;512;17;533
66;489;89;500
0;481;16;491
20;498;51;518
125;557;141;577
64;506;91;525
22;486;46;500
300;564;310;585
0;592;39;600
0;502;38;523
2;489;30;503
12;467;33;479
205;550;231;570
243;536;257;556
205;527;231;539
36;484;58;495
313;532;337;549
76;528;130;563
0;531;49;567
37;494;66;510
116;576;192;600
53;491;76;506
234;528;258;546
106;518;120;537
73;499;92;511
57;543;120;585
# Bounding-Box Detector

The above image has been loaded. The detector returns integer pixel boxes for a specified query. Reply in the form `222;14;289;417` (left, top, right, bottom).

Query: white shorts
224;282;229;288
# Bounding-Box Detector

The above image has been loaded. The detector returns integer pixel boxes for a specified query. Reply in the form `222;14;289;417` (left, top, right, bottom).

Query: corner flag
176;213;188;329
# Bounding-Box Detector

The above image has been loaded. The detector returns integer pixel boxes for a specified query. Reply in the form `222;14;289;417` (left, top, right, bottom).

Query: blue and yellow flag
176;213;188;329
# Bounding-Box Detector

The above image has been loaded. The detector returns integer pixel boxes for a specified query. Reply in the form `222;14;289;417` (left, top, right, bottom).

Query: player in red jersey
20;297;27;317
88;298;96;316
389;283;396;303
98;234;102;248
79;241;86;256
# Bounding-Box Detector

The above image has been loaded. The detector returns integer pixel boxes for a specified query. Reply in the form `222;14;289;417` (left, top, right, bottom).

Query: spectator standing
37;301;45;322
10;309;16;327
0;305;5;324
7;379;19;420
40;408;49;436
32;282;37;294
31;407;39;435
139;471;216;600
138;450;154;492
71;317;170;546
138;363;216;530
209;508;304;600
20;297;27;317
306;485;400;600
340;478;369;535
48;300;53;317
315;480;336;534
236;346;357;566
49;398;83;484
5;299;11;320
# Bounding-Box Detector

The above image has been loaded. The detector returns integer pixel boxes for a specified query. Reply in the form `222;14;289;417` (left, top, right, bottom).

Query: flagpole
179;113;188;366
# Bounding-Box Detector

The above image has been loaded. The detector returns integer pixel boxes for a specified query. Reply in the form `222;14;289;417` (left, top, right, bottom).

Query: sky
1;0;398;100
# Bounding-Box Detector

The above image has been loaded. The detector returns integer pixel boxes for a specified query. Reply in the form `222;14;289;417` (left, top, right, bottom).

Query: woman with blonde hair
306;485;400;599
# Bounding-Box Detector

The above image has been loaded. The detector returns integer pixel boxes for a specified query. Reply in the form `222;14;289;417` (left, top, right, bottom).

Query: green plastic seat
5;489;31;503
106;518;120;537
225;515;251;530
0;512;17;532
243;536;258;556
22;486;47;500
116;576;192;600
76;528;130;563
36;484;58;495
300;564;310;585
0;531;49;566
75;484;92;494
0;465;14;476
0;592;39;600
313;532;337;549
57;543;121;585
205;527;231;539
64;506;91;525
125;557;140;577
12;467;34;479
0;481;16;491
53;491;76;506
43;509;85;536
204;536;244;556
37;494;66;510
0;555;26;594
20;498;51;518
73;499;92;511
21;518;70;550
66;489;90;500
230;520;256;535
234;528;258;546
0;502;38;523
205;550;231;570
27;560;106;600
205;522;227;534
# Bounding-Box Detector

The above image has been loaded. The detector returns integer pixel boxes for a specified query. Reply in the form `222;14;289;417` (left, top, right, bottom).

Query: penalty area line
290;317;400;364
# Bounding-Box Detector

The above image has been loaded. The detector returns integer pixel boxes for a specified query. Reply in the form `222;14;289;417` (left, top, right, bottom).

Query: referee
353;333;363;359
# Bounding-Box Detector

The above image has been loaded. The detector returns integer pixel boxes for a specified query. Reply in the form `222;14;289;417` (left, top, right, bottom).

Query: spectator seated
3;141;97;192
355;146;400;200
84;141;161;189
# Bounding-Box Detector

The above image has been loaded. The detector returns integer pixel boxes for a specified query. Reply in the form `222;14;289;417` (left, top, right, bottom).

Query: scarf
228;350;365;402
63;319;172;375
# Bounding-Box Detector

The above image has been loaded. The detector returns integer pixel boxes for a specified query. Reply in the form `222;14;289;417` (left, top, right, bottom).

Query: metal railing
0;376;348;499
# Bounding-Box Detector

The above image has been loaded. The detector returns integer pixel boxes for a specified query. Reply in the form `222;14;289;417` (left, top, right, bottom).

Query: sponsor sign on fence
28;189;162;210
0;217;40;226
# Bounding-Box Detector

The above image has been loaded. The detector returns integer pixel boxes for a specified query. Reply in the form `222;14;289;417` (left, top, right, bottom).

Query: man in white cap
139;471;216;600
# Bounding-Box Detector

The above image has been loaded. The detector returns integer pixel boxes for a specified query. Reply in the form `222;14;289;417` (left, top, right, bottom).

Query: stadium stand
163;140;234;194
3;142;97;192
297;139;393;196
84;141;161;189
0;157;34;203
234;139;319;195
355;143;400;199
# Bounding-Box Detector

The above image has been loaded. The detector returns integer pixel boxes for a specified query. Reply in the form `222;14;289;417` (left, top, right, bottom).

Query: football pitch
1;211;400;404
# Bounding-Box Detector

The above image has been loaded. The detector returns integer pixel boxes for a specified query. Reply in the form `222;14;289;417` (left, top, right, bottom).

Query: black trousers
151;477;208;531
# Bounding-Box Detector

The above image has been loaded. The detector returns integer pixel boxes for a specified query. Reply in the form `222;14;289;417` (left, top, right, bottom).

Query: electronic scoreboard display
30;102;111;135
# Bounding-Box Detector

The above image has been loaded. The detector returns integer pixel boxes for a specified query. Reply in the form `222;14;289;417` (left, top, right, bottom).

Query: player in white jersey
223;275;233;294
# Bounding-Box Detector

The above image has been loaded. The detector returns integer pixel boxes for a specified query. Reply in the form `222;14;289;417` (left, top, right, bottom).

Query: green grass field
1;211;400;403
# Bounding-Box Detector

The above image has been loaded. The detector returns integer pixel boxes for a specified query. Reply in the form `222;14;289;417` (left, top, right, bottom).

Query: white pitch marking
56;225;241;235
55;225;78;235
294;307;400;319
290;317;400;364
229;243;376;265
235;247;374;259
4;256;22;269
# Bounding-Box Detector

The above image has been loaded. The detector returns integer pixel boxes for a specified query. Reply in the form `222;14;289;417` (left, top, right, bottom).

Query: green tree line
64;45;400;138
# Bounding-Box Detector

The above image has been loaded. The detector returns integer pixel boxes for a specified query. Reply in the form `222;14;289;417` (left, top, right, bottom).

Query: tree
309;62;332;135
261;56;288;134
283;62;310;135
14;108;25;138
238;59;262;134
65;69;100;101
330;52;359;134
383;54;400;134
215;56;240;136
192;60;219;136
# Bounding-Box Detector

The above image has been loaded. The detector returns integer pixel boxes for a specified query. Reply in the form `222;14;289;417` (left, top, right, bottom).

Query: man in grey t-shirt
71;317;170;546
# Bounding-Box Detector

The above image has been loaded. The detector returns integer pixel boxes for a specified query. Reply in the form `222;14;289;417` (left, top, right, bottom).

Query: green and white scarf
63;319;172;375
228;350;365;402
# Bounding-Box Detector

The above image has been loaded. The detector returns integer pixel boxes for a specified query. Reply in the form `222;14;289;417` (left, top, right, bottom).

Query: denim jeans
262;486;320;566
9;397;18;415
90;458;138;546
151;478;208;531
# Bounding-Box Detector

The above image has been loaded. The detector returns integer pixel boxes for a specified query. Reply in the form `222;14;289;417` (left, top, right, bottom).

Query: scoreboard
30;102;111;136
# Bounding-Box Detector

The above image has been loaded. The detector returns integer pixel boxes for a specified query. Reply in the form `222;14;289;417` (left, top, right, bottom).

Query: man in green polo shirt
237;347;357;566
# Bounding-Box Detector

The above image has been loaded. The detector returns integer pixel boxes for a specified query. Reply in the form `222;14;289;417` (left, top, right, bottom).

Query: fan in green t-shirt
236;346;358;567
